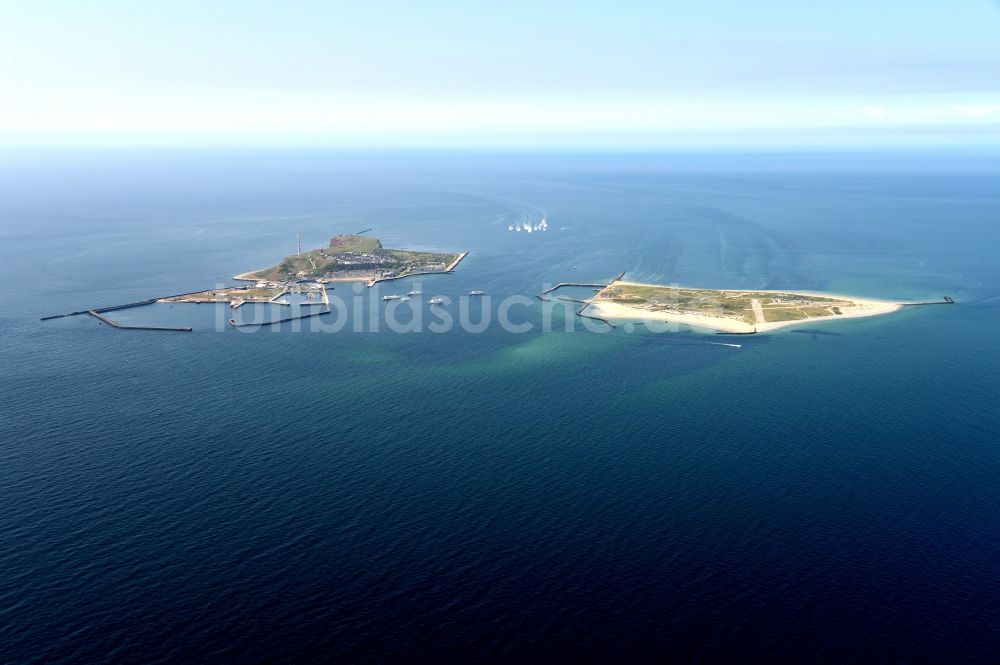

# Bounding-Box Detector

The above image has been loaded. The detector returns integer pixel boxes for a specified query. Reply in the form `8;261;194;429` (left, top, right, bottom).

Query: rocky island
234;233;467;286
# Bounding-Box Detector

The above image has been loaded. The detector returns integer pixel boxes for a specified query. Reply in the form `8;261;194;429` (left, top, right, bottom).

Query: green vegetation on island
241;234;464;283
589;281;899;332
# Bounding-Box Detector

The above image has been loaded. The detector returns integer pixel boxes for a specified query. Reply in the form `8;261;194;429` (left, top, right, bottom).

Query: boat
400;297;411;302
468;290;485;296
382;295;401;301
407;290;422;296
428;297;445;305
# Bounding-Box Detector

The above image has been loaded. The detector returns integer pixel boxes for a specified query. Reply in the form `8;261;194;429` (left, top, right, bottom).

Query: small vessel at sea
407;290;422;296
428;297;445;305
382;294;401;301
468;290;485;296
400;297;411;302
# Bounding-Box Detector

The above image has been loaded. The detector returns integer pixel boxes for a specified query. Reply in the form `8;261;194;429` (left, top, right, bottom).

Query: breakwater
901;296;954;306
44;278;337;332
93;299;159;313
446;251;469;272
39;309;91;321
368;269;456;287
366;252;469;287
230;308;331;328
87;310;192;332
43;286;227;320
536;274;623;329
540;282;608;295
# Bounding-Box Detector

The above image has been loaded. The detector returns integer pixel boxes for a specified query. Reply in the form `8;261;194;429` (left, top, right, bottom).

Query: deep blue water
2;149;999;663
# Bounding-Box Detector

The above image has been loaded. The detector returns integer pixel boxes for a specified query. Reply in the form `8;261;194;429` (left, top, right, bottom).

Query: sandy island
584;281;902;333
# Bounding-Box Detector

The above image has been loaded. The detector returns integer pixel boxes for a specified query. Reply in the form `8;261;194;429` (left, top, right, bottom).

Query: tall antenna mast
296;232;301;257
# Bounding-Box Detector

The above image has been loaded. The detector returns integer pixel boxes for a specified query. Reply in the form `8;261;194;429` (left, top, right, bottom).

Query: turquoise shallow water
2;150;999;662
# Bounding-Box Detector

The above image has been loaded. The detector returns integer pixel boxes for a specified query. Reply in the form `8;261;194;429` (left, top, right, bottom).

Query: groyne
576;307;615;328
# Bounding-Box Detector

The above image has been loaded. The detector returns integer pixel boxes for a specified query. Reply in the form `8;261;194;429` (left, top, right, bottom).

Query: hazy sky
3;0;1000;147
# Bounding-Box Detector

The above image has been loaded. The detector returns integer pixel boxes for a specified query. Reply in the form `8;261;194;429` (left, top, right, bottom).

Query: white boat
428;297;445;305
382;294;401;301
400;297;411;302
468;290;485;296
407;290;422;296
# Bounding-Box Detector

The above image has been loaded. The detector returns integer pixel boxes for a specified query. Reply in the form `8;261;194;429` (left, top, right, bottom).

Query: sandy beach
586;282;902;333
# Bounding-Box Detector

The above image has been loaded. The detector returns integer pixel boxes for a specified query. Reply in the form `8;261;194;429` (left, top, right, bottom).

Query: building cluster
319;251;398;270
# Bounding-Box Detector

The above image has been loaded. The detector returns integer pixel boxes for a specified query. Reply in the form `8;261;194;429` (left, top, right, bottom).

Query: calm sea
2;149;999;663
